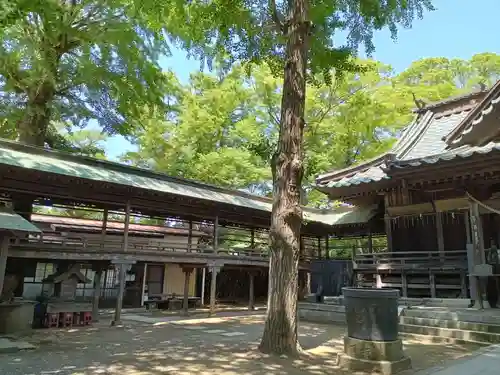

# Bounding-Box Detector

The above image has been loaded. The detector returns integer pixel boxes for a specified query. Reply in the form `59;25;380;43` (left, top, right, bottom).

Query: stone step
399;323;500;344
399;332;487;346
298;302;345;324
400;316;500;334
402;307;500;326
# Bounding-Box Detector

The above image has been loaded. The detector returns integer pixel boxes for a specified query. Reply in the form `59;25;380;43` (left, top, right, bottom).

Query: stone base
339;354;411;375
340;336;411;375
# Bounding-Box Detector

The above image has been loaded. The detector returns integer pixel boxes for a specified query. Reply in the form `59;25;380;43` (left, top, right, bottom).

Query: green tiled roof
316;96;477;189
0;140;375;227
0;208;41;233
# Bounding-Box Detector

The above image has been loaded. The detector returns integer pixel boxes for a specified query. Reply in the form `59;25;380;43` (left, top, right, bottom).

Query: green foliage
124;66;272;190
395;53;500;103
0;0;191;146
180;1;434;79
124;52;500;208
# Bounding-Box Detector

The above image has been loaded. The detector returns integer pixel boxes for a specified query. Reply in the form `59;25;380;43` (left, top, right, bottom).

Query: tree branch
269;0;284;33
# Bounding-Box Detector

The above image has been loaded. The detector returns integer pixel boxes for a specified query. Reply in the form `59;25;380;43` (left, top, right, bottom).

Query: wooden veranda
0;139;378;323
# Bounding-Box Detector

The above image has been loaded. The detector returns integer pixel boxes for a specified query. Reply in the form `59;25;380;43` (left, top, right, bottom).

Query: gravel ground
1;314;483;375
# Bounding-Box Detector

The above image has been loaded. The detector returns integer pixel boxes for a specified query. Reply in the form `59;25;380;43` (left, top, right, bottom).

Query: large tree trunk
14;82;54;220
259;0;310;356
17;83;54;146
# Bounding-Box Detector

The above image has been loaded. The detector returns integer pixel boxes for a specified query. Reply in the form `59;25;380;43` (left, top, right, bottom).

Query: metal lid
342;287;400;299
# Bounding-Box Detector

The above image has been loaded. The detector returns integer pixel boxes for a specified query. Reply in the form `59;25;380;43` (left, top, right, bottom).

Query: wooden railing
353;250;468;269
8;229;318;262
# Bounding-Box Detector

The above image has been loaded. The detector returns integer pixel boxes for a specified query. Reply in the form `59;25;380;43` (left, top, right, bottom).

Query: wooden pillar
464;211;471;243
375;273;382;288
201;267;206;305
112;201;131;326
213;216;219;252
470;201;485;263
0;235;9;297
182;266;193;316
187;220;193;252
209;265;220;316
460;270;468;298
248;270;255;311
250;229;255;248
468;200;485;304
464;211;472;300
92;267;103;322
299;236;304;260
401;270;408;298
384;194;393;252
429;271;436;298
325;235;330;259
368;231;373;253
435;211;445;260
100;208;108;248
317;237;322;259
141;263;148;306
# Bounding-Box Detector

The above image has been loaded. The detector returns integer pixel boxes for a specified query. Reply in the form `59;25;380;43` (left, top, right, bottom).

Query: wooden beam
100;207;108;248
429;271;436;298
384;194;393;252
201;267;206;305
112;201;131;326
317;237;322;259
325;235;330;259
435;212;445;259
0;235;9;297
213;216;219;251
92;267;103;322
248;270;256;311
209;265;220;316
401;270;408;298
464;211;472;244
181;266;194;316
187;220;193;252
141;263;148;307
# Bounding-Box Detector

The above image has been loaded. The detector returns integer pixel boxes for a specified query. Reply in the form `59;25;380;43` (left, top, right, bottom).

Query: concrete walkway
417;344;500;375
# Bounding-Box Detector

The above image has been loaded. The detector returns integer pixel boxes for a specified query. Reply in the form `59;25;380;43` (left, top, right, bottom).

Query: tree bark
17;82;55;147
259;0;310;356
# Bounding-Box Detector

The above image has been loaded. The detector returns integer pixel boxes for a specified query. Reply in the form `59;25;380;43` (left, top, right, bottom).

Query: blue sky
104;0;499;160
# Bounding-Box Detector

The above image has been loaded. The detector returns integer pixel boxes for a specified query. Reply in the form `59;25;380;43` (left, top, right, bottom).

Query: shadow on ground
1;316;485;375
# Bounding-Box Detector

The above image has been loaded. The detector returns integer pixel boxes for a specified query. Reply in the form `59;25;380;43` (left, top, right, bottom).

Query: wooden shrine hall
316;80;500;306
0;138;377;327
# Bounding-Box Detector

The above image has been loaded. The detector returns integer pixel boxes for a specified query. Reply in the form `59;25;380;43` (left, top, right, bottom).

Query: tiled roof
0;207;41;234
31;214;206;236
0;139;375;227
316;89;490;190
389;142;500;169
444;80;500;147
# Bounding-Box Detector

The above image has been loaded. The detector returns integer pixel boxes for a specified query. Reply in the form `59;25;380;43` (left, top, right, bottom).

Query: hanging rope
466;191;500;215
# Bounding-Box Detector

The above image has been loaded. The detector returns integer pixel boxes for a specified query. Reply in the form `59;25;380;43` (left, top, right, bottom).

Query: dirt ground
1;313;484;375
